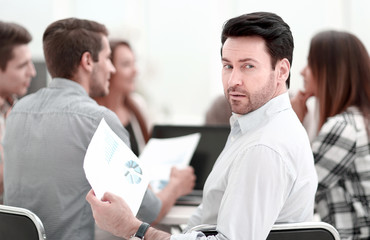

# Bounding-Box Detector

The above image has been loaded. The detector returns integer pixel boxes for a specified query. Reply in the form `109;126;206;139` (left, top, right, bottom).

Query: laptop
150;124;230;205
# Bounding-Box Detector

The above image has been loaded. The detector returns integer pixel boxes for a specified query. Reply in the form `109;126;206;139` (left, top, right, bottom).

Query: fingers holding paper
86;189;141;239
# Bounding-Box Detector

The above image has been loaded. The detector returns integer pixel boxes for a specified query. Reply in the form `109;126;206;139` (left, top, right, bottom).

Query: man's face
89;35;116;98
221;36;280;115
0;44;36;97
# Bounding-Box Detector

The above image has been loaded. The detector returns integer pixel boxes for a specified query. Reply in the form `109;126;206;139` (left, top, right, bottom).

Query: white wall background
1;0;369;125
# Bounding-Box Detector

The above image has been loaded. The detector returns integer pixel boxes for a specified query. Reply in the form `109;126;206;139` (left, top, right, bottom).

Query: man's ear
80;51;93;72
276;58;290;83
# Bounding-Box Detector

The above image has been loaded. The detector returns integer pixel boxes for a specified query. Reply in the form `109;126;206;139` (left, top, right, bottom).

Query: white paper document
139;133;201;192
83;118;149;216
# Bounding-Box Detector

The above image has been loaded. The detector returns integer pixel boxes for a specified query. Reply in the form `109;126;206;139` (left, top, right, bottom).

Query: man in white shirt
86;12;318;240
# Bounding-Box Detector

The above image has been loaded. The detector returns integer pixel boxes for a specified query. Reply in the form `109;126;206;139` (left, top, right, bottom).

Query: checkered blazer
314;106;370;240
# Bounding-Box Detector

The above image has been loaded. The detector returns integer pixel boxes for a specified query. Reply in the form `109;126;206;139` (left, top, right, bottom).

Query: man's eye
245;64;254;69
223;65;232;69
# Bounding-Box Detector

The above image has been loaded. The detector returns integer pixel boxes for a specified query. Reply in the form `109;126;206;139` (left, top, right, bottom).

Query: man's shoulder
14;86;91;109
11;90;41;111
250;109;312;157
262;108;308;139
10;88;116;127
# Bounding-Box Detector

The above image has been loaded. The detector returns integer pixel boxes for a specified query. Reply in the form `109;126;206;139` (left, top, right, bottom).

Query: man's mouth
229;92;246;99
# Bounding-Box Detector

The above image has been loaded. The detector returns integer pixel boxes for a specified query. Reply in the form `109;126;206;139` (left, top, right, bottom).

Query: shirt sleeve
184;204;203;231
313;119;357;201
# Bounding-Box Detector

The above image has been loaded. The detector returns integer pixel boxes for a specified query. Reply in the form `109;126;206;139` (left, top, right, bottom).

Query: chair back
186;221;340;240
267;222;340;240
0;204;46;240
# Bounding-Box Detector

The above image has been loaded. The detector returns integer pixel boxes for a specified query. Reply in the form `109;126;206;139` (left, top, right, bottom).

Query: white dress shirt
172;92;318;240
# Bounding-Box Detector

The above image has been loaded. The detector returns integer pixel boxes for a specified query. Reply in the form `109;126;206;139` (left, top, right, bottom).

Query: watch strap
134;222;150;239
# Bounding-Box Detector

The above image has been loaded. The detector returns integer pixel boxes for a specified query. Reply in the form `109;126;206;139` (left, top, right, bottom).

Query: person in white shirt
86;12;318;240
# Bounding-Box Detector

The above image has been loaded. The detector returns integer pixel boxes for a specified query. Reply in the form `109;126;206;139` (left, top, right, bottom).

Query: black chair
186;221;340;240
0;204;46;240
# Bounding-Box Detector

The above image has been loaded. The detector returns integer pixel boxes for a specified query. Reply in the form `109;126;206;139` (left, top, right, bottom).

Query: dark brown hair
0;21;32;71
42;18;108;79
308;30;370;132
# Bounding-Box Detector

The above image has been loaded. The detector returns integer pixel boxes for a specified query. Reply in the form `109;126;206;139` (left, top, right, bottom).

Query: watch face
129;237;141;240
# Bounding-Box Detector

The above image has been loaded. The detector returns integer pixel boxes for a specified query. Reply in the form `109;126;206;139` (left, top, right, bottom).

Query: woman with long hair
95;40;150;156
292;30;370;239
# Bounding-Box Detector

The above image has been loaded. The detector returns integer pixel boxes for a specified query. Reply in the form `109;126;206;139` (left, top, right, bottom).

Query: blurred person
291;30;370;240
0;21;36;202
95;40;151;156
3;18;194;240
94;40;195;240
86;12;317;240
204;95;232;126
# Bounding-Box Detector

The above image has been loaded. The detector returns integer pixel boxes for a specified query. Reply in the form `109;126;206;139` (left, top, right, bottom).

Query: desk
160;205;197;225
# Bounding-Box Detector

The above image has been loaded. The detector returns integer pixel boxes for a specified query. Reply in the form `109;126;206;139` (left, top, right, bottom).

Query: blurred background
1;0;369;125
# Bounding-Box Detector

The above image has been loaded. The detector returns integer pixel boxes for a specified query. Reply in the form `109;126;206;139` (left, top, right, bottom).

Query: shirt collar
230;92;291;134
48;78;88;97
0;94;17;115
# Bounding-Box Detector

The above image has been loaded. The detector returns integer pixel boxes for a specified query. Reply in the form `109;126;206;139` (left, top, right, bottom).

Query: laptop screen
150;125;230;191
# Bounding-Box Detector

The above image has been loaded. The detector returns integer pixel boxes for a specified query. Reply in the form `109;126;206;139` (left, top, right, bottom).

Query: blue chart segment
124;160;142;184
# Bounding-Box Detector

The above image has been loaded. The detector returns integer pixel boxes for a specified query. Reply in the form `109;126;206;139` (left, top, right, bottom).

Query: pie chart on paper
124;160;143;184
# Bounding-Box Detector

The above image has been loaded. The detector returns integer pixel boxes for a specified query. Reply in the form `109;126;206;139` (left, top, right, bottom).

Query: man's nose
228;69;243;87
28;62;37;78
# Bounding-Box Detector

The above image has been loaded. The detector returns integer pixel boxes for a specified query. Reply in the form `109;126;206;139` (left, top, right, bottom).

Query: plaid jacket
314;106;370;240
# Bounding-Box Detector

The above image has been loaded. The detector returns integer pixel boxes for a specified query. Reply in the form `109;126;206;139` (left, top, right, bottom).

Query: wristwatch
129;222;150;240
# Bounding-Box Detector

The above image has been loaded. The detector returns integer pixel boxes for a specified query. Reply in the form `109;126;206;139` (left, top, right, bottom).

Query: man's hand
86;189;141;239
